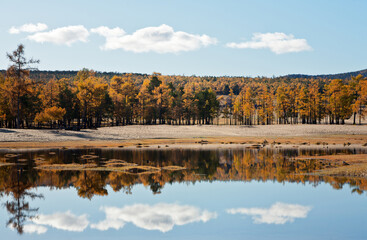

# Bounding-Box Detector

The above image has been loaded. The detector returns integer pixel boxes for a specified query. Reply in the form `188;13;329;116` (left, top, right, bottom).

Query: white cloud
226;202;311;224
32;211;89;232
27;25;89;46
91;203;217;232
23;224;48;234
226;32;312;54
91;24;217;53
9;23;48;34
91;26;126;38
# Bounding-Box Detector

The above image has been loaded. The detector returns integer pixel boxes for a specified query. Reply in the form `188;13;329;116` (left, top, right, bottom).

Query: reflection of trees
0;163;43;234
74;171;108;199
195;151;220;180
143;174;164;194
108;172;137;194
1;148;367;204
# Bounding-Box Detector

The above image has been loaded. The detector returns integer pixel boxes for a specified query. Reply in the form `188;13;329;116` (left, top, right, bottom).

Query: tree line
0;44;366;129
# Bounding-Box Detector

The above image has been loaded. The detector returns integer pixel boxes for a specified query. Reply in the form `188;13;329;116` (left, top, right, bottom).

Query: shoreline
0;136;366;149
0;124;366;149
0;127;366;179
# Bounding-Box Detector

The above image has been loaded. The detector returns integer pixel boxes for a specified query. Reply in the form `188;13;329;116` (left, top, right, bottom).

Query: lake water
0;147;366;240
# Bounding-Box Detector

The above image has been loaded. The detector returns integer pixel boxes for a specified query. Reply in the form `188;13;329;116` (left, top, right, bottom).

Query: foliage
0;45;366;128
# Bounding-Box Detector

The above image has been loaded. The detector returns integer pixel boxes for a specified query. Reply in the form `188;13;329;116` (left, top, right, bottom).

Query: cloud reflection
23;224;48;234
227;202;311;224
32;211;89;232
91;203;217;232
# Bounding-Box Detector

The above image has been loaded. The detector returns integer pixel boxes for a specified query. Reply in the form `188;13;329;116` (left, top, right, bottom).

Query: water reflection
22;224;47;234
91;203;217;232
13;203;217;235
0;147;366;235
32;211;89;232
1;162;43;234
1;148;366;198
227;202;312;224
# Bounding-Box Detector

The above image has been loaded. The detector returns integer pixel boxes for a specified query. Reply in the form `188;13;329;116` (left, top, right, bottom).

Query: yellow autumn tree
34;106;66;128
76;72;109;128
109;74;138;125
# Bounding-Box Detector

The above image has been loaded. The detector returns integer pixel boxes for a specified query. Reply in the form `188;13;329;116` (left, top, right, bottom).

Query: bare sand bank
0;124;366;149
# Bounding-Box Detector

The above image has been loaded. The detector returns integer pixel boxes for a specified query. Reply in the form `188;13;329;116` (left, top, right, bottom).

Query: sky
1;0;367;77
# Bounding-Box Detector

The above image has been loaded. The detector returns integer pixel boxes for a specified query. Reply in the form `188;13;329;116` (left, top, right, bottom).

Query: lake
0;147;366;240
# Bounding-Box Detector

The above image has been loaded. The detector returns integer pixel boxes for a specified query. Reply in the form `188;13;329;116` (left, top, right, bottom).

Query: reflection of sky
22;204;216;234
227;202;311;224
23;224;47;234
91;203;217;232
1;181;367;240
32;211;89;232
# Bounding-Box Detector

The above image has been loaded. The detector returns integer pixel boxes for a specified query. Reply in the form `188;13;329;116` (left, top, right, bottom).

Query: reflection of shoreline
1;148;367;201
0;147;364;235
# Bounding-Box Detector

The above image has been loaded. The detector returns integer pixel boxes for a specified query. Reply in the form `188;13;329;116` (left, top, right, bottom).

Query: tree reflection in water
1;159;43;234
75;171;108;200
0;147;366;234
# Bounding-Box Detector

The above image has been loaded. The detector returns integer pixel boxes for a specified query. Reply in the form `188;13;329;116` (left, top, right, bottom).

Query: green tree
6;44;39;128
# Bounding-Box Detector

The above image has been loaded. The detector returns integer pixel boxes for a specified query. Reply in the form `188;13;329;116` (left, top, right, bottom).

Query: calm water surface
0;147;366;240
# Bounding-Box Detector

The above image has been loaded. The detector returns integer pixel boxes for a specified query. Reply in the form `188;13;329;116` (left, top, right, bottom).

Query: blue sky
1;0;366;77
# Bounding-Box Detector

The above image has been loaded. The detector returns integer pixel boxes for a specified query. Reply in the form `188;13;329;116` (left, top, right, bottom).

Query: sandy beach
0;124;366;148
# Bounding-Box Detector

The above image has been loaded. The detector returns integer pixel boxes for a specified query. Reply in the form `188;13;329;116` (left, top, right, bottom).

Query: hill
1;68;366;81
0;70;149;82
285;69;367;79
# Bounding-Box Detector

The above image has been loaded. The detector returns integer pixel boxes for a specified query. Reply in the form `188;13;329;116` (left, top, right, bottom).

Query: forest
0;44;366;129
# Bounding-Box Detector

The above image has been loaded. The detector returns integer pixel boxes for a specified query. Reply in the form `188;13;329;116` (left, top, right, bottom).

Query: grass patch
295;154;367;178
17;159;29;162
104;159;138;167
34;161;186;175
0;162;15;167
162;166;186;171
246;144;262;149
35;163;98;171
295;154;367;164
4;154;19;158
315;163;367;178
80;154;98;160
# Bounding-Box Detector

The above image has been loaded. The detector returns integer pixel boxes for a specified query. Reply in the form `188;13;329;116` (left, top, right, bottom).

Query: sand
0;124;366;148
1;124;366;141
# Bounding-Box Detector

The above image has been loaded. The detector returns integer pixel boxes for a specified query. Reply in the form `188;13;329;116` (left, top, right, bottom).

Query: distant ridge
0;69;149;82
1;68;366;80
285;69;367;80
